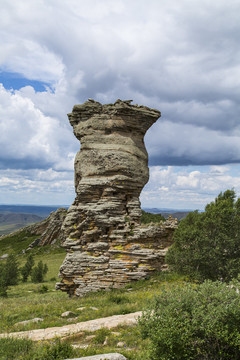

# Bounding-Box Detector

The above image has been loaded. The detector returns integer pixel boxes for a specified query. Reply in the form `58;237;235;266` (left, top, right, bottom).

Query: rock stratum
57;100;177;296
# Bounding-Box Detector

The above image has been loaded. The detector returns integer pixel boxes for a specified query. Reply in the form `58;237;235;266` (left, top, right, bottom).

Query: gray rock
64;354;127;360
61;311;76;318
57;100;177;297
14;318;43;326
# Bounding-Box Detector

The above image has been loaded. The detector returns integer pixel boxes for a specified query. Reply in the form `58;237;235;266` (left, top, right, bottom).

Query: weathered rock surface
57;100;177;296
64;354;127;360
27;208;67;248
0;311;142;341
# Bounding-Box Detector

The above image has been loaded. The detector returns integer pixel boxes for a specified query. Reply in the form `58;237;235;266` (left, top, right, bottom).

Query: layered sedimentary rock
26;208;67;249
57;100;177;296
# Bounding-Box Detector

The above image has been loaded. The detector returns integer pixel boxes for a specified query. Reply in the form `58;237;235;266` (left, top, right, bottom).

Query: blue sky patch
0;71;51;92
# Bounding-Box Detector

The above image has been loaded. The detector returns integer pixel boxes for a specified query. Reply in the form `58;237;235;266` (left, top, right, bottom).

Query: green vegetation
0;337;75;360
166;189;240;281
0;231;39;256
0;254;19;297
31;260;48;283
139;280;240;359
140;210;165;224
21;254;35;282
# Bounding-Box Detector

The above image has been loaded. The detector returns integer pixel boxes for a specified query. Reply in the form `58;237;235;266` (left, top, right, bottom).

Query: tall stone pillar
57;100;177;296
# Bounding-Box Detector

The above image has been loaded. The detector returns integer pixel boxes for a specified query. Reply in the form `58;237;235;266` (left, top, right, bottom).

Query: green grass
0;231;39;256
0;269;187;333
0;224;23;236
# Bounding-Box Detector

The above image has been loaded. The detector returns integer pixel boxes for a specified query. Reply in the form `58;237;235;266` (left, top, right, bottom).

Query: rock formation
0;208;67;250
27;208;67;249
57;100;177;296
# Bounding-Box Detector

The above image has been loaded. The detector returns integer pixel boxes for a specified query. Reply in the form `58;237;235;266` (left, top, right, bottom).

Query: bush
138;280;240;360
166;189;240;281
33;338;75;360
0;254;19;296
21;254;34;282
0;337;75;360
0;337;33;360
0;263;8;297
31;260;48;283
93;328;111;344
4;254;19;286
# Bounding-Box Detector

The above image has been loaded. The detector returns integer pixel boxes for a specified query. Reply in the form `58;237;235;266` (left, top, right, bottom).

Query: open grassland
0;267;186;333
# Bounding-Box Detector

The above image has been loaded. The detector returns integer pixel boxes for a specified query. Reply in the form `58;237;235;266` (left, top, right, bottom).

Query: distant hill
0;212;44;236
0;213;43;224
143;208;194;220
0;205;68;236
0;205;67;217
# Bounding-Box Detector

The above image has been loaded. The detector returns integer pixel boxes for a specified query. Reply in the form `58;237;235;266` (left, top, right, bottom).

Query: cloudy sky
0;0;240;210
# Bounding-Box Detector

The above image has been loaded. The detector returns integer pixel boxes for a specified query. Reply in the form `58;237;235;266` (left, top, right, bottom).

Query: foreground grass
0;268;186;333
0;271;186;360
0;329;150;360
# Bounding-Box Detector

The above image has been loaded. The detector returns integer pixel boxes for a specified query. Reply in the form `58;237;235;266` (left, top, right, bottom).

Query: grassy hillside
0;213;44;235
0;205;67;235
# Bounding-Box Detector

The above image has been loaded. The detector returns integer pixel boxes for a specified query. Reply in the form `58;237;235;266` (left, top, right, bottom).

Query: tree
166;189;240;281
4;254;19;286
21;254;34;282
138;280;240;360
31;260;48;283
0;254;19;297
0;263;8;297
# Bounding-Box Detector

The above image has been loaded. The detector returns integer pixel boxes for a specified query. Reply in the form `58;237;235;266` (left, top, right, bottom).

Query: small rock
103;336;108;346
90;306;99;311
67;317;78;322
15;318;43;326
0;254;8;260
111;332;121;336
85;334;96;341
61;311;76;318
77;307;86;311
72;344;89;349
117;341;125;348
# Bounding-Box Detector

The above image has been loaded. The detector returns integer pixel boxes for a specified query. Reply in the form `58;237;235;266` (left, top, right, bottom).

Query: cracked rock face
57;100;177;296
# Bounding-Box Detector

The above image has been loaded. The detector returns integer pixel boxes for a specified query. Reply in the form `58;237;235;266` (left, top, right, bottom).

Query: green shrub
138;280;240;359
0;263;8;297
0;254;19;297
93;328;111;344
32;338;75;360
21;254;34;282
4;254;19;286
36;284;49;293
31;260;48;283
166;189;240;281
0;337;33;359
0;337;75;360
